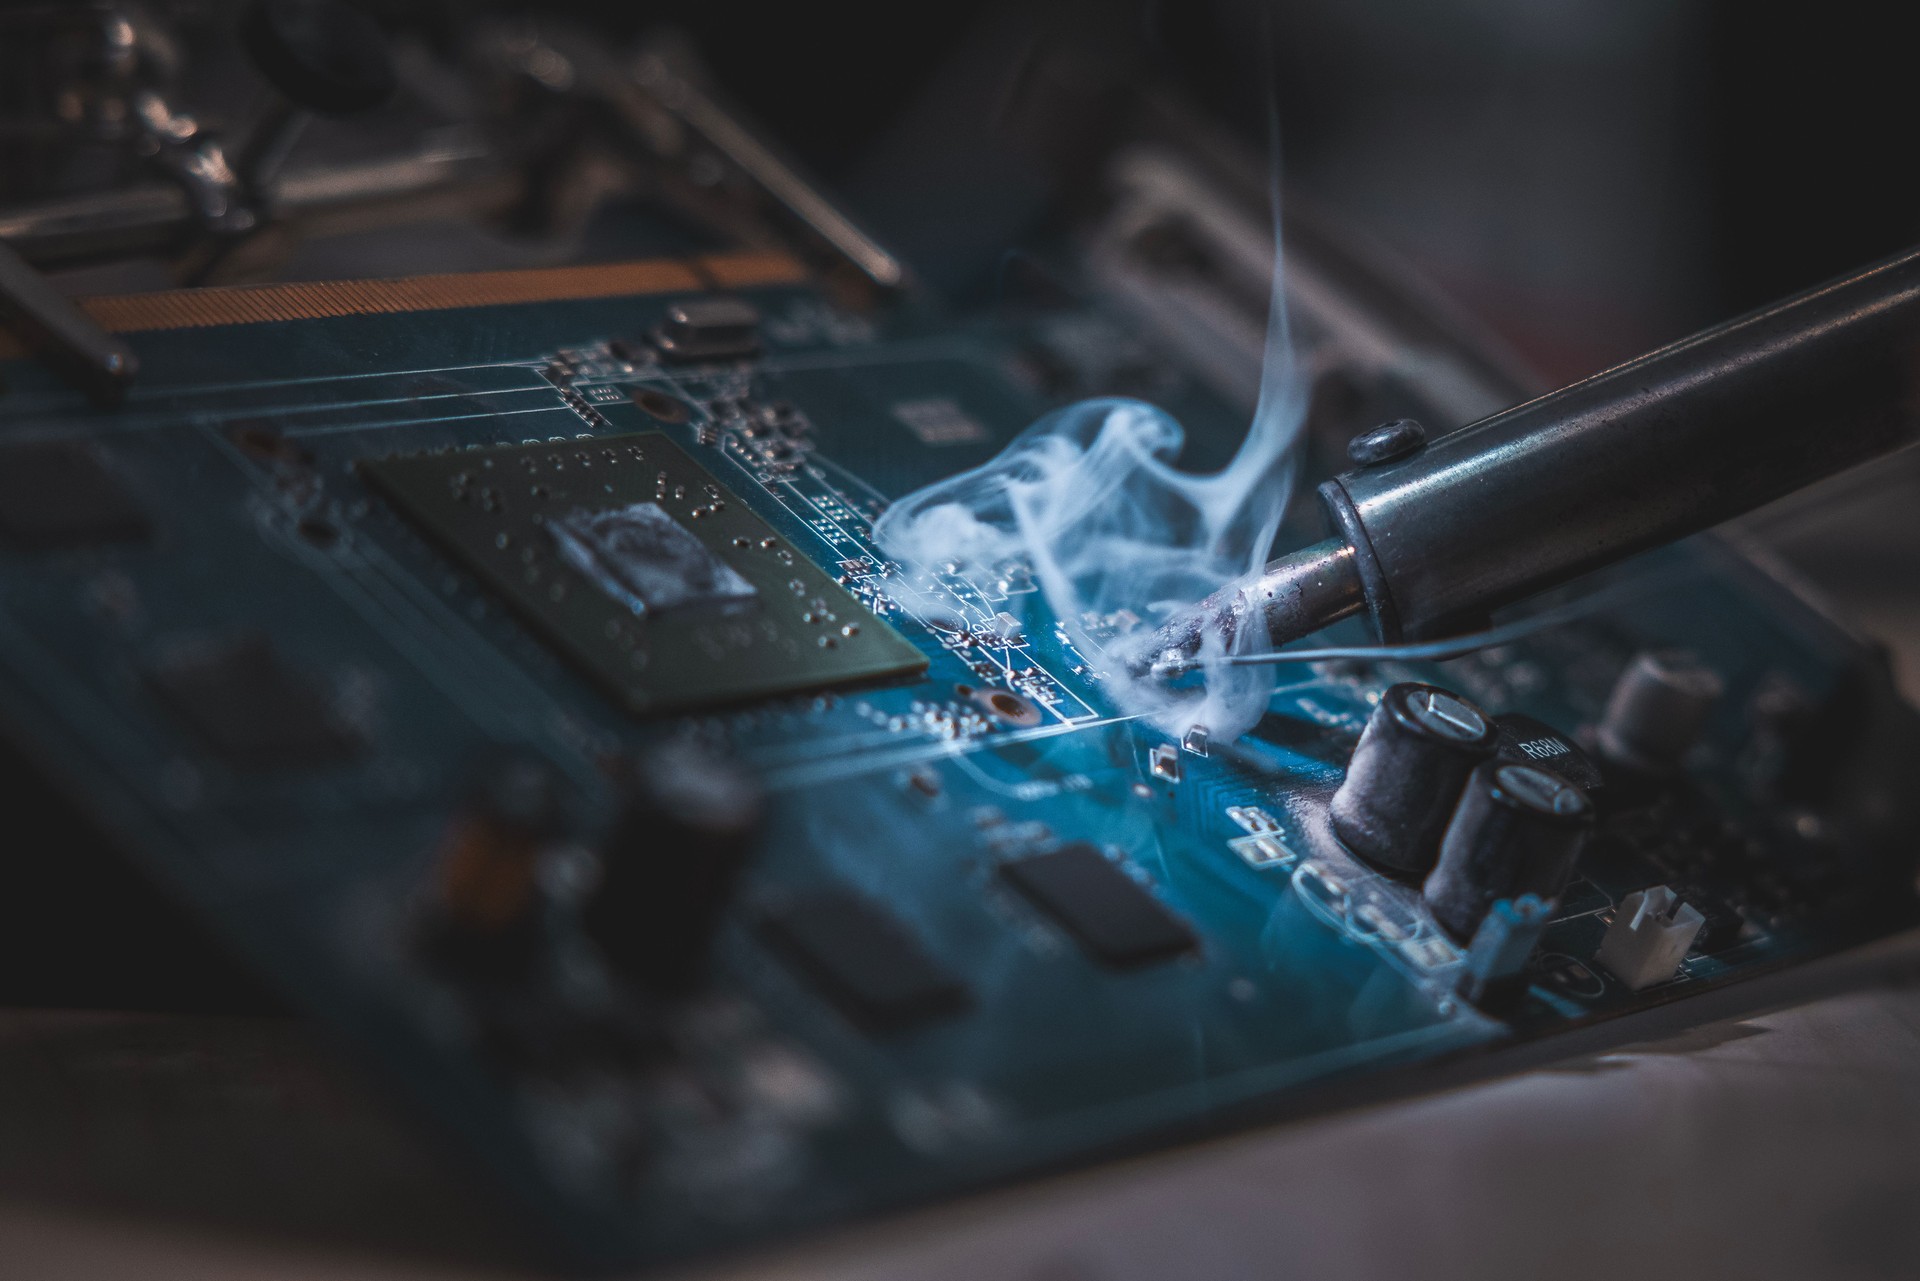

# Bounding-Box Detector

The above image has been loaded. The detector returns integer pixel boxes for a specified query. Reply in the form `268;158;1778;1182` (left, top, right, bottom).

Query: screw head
1347;419;1427;466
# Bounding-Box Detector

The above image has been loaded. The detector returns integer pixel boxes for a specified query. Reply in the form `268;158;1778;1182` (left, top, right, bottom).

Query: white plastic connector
1596;885;1705;990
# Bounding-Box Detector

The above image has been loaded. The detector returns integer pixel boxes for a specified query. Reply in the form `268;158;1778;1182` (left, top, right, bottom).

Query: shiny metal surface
1150;245;1920;663
0;144;500;268
0;241;137;403
622;47;910;292
1140;536;1364;677
1323;245;1920;639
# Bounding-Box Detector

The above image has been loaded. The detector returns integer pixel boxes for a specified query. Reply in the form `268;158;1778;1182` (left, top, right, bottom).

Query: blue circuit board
0;258;1912;1267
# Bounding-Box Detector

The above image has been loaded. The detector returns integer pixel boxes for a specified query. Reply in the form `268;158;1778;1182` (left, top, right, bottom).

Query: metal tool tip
1132;538;1367;684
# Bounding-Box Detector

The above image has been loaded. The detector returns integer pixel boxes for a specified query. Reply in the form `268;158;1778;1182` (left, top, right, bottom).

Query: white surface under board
4;959;1919;1281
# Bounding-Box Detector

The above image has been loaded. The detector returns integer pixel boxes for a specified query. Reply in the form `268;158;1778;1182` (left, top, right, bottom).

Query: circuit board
0;252;1914;1269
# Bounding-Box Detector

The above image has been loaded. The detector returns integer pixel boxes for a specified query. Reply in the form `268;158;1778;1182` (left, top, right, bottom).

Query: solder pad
360;432;925;713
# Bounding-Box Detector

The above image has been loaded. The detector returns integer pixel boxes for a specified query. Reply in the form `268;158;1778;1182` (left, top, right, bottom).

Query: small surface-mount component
0;442;150;550
1148;742;1181;782
999;843;1196;968
1227;804;1295;868
759;889;969;1031
145;634;358;766
1596;885;1705;990
359;432;925;714
1424;762;1593;942
1597;650;1724;773
584;746;766;997
421;754;566;978
1226;805;1280;833
1229;833;1295;869
1456;893;1553;1009
985;611;1026;644
1330;682;1499;877
650;297;762;363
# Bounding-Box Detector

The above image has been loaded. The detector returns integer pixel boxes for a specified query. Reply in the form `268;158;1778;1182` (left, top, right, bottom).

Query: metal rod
0;145;499;268
624;49;909;292
1141;537;1363;677
0;240;138;404
663;79;907;290
1145;244;1920;668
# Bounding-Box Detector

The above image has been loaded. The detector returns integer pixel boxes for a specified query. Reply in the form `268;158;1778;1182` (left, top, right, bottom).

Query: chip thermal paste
360;432;925;713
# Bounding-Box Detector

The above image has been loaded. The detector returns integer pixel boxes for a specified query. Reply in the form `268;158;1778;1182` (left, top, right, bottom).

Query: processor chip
360;432;925;714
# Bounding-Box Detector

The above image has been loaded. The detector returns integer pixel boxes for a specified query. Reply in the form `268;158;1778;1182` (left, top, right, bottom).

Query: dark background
582;0;1920;386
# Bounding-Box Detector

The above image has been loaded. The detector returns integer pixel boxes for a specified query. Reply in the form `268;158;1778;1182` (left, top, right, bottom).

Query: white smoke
873;224;1309;743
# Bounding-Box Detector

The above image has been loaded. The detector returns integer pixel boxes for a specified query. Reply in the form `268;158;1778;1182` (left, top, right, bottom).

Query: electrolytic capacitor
583;746;766;997
1596;650;1724;773
1329;682;1500;877
1424;761;1593;942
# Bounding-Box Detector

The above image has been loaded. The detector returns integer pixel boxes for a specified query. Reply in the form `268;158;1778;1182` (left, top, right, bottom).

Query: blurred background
530;0;1920;380
18;1;1920;376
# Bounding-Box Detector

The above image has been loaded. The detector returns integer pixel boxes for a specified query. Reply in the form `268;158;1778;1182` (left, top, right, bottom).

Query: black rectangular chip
146;634;360;767
759;890;968;1032
1000;843;1196;967
358;432;925;716
0;442;150;550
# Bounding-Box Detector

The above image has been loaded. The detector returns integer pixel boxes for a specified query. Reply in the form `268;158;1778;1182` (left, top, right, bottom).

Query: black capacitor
1423;761;1594;941
583;746;765;997
1596;650;1723;773
1329;682;1500;876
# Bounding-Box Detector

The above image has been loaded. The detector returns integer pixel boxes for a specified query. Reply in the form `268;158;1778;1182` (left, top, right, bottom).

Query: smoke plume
873;226;1309;743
